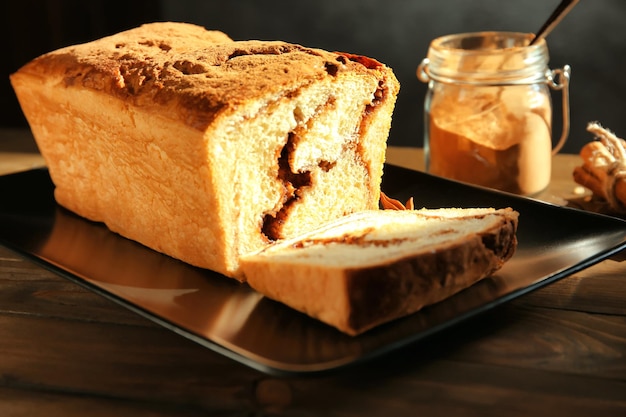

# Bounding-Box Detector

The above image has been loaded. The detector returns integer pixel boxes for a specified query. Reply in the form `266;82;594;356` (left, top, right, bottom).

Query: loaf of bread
240;207;518;335
10;22;400;279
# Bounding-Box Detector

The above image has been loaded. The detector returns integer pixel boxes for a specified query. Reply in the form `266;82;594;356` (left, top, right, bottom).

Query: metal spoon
529;0;580;45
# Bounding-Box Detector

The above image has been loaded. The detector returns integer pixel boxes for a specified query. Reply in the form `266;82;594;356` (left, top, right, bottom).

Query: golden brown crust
17;22;396;131
343;211;517;335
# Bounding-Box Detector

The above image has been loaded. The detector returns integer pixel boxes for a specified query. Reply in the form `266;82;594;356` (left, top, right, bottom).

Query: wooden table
1;130;625;416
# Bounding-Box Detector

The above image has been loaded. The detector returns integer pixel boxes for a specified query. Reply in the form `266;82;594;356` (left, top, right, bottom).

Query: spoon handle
530;0;580;45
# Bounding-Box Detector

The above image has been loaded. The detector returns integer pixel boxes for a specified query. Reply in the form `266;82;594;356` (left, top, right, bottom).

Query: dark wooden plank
517;262;626;316
0;314;260;412
0;387;216;417
441;303;626;379
1;312;625;417
0;246;155;327
296;361;626;417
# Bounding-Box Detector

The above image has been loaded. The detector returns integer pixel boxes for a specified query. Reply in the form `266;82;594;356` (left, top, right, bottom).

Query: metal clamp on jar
417;31;571;195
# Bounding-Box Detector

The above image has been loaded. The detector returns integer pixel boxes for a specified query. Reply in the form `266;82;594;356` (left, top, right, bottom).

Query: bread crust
14;22;395;131
343;212;517;334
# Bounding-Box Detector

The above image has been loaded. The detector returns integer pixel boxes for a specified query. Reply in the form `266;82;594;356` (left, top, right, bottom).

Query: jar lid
425;31;550;85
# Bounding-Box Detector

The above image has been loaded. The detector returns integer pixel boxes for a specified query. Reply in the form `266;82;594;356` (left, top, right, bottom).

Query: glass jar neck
425;31;550;85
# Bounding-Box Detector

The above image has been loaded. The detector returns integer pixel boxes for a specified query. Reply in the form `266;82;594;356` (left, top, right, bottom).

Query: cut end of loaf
207;40;400;276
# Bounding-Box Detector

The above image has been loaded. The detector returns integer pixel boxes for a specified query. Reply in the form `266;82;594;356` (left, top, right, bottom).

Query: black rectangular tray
1;165;625;375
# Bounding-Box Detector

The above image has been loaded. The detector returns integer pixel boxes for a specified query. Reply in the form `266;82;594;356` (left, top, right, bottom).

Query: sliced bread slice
239;207;518;335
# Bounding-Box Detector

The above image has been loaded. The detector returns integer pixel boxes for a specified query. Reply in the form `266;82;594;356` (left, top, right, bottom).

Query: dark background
3;0;625;153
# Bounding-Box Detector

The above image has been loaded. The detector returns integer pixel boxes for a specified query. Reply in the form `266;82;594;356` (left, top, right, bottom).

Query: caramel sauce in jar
418;32;569;196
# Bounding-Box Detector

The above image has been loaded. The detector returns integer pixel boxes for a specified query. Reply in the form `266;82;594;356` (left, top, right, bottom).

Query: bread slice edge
240;208;519;335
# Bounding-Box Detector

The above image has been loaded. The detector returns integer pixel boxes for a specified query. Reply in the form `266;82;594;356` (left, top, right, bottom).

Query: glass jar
417;31;571;195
